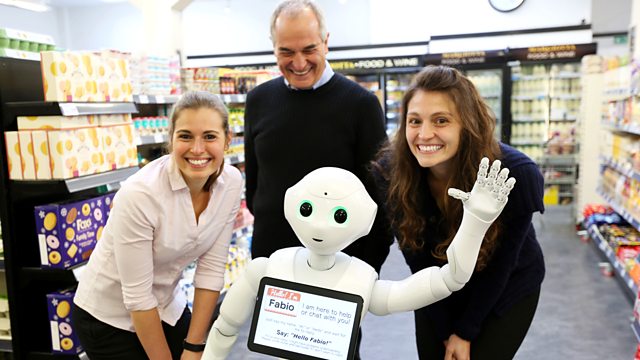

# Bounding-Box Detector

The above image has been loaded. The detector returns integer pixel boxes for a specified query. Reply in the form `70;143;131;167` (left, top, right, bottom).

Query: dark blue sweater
372;143;545;341
244;73;393;272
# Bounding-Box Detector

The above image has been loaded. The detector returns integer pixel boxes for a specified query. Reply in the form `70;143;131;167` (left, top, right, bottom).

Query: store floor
226;206;637;359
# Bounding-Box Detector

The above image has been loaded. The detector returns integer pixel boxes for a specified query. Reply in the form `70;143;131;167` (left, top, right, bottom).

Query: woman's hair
378;65;502;270
270;0;328;44
167;91;230;192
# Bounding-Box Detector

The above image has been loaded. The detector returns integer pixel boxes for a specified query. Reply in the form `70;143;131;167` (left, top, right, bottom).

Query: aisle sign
329;56;422;71
508;43;597;62
424;50;505;66
248;277;363;360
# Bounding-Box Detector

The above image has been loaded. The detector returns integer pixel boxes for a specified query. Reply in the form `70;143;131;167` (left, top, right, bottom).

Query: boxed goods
101;124;138;170
34;196;106;269
31;130;52;180
17;115;96;130
4;132;22;180
46;289;82;354
17;132;36;180
47;127;104;179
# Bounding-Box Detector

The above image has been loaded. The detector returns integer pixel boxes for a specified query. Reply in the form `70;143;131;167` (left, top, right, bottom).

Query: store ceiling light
0;0;51;12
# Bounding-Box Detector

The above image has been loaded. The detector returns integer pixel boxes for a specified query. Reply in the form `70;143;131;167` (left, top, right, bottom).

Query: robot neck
307;252;336;271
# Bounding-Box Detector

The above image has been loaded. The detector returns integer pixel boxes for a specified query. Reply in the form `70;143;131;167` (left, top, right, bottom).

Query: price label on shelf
154;133;164;143
59;103;79;116
137;95;149;104
156;95;165;103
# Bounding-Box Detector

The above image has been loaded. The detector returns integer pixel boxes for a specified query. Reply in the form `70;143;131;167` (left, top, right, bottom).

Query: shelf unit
0;57;141;359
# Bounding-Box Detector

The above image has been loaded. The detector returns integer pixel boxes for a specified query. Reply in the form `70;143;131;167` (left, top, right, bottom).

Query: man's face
273;9;328;89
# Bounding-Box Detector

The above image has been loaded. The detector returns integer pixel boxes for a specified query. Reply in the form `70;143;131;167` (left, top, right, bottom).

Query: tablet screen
247;277;364;360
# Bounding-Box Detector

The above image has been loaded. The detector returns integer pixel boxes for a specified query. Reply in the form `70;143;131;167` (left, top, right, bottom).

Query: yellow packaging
96;114;132;126
4;131;23;180
18;115;96;130
18;131;36;180
48;127;104;179
41;51;99;102
32;130;52;180
102;124;138;170
95;50;133;102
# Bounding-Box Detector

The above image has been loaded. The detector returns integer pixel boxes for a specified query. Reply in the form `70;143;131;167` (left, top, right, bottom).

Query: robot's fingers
488;160;501;180
505;177;516;192
477;157;490;179
497;168;510;183
448;188;470;201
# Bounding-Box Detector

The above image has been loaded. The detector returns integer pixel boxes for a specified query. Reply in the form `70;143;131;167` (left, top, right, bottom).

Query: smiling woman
72;91;244;360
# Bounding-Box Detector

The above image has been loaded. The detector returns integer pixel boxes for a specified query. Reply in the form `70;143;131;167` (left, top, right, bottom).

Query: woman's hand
444;334;471;360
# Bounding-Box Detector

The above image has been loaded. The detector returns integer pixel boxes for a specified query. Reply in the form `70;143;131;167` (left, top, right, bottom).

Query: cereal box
46;289;83;354
34;196;105;269
41;51;98;102
4;131;23;180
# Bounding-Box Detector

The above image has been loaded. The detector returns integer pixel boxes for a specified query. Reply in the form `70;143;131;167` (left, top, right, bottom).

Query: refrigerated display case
507;43;597;206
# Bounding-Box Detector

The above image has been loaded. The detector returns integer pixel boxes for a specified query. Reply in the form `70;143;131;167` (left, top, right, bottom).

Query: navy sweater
244;73;393;272
372;143;545;341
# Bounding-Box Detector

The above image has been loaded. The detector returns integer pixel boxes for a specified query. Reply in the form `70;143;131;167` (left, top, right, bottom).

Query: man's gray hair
270;0;327;45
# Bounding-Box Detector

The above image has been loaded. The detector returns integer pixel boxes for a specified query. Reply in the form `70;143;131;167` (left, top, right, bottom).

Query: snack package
34;196;106;269
46;289;83;354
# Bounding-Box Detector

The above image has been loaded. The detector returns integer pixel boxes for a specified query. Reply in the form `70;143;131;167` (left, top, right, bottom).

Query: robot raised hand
202;159;514;359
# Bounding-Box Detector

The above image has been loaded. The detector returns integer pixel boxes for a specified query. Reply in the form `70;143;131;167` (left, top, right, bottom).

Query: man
244;0;391;273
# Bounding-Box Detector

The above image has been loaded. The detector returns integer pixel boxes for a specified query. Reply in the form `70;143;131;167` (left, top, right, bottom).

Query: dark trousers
72;305;191;360
415;290;540;360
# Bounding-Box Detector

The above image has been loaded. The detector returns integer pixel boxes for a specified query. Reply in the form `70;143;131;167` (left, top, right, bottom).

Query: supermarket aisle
227;206;637;359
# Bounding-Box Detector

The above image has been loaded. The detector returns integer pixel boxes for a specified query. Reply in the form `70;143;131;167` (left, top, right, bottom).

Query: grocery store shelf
597;188;640;233
601;156;640;183
0;338;11;352
136;134;169;146
27;351;86;359
219;94;246;103
5;101;137;116
133;94;180;104
551;72;581;79
632;319;640;343
10;167;138;199
512;94;548;100
538;154;577;165
601;121;640;136
586;223;638;298
0;48;40;61
225;153;244;165
545;177;575;185
512;117;545;123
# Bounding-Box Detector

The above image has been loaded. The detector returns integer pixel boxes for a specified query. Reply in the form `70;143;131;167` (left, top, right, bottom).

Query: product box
18;131;36;180
46;289;83;354
96;113;132;126
41;51;99;102
18;115;96;130
102;191;116;222
102;124;138;170
48;127;105;179
34;196;106;269
95;50;133;102
31;130;52;180
4;131;23;180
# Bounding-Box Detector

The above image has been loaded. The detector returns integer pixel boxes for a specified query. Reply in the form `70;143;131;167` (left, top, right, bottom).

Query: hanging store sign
329;56;422;71
508;43;597;61
424;50;505;66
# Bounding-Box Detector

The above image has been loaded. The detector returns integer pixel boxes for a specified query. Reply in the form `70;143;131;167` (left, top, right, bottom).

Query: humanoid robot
203;158;515;359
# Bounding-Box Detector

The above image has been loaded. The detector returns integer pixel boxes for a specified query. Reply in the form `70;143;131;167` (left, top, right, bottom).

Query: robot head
284;167;377;255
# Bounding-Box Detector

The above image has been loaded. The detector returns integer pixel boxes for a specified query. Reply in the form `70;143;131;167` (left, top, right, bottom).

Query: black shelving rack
0;56;138;359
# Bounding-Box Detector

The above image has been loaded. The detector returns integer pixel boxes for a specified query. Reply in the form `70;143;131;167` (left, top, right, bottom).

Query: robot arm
369;158;515;315
202;257;268;360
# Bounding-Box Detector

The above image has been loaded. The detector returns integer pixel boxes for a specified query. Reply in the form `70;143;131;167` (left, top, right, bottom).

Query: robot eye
299;201;313;217
333;208;348;224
